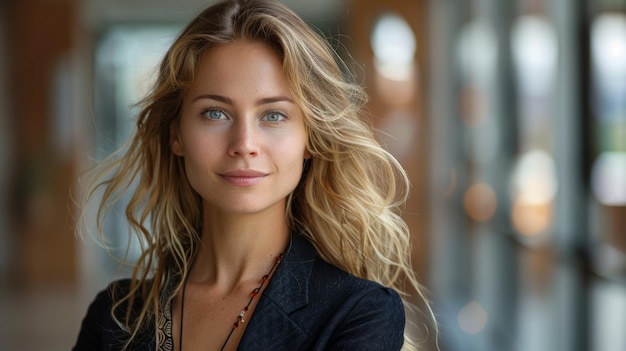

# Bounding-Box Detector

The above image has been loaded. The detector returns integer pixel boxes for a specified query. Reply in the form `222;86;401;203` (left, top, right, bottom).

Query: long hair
81;0;432;349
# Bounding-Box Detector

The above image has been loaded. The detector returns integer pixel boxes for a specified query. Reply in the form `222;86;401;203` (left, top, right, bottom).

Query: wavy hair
81;0;433;349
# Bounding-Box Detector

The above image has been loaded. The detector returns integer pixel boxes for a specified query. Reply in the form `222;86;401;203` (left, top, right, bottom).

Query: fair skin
170;39;309;350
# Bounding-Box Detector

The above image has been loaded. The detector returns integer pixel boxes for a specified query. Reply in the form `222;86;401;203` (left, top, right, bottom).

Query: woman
74;0;431;350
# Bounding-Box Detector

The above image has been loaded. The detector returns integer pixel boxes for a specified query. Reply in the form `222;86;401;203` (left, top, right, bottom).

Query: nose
228;119;259;157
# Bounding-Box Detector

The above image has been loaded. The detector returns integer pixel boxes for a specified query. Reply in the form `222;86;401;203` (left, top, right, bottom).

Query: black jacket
73;235;405;350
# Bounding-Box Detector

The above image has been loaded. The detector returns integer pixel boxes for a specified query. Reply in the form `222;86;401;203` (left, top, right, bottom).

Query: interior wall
7;0;79;288
0;0;12;285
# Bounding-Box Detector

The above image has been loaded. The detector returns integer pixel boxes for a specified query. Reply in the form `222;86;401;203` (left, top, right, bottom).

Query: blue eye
203;109;226;120
262;111;286;122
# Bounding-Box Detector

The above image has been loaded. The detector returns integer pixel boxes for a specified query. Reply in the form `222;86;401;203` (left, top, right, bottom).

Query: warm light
371;13;416;82
464;183;498;222
592;152;626;205
374;74;416;107
458;301;488;334
510;150;556;237
512;201;552;236
511;150;558;205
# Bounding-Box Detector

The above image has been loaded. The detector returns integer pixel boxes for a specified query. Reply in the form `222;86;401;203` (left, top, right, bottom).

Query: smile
219;170;268;186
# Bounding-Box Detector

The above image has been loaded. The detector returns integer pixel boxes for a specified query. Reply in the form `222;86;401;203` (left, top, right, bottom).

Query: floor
0;285;89;351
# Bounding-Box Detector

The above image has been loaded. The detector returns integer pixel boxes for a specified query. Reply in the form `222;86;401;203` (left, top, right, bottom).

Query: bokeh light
512;201;552;237
370;12;416;82
458;301;488;335
511;16;558;96
464;183;498;222
592;14;626;93
511;150;558;206
510;150;557;236
592;152;626;206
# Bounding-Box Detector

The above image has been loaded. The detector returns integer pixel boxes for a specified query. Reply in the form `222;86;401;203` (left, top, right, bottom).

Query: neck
188;209;290;290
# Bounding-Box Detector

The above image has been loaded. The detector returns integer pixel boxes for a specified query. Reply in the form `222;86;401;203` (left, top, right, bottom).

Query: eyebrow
191;94;294;106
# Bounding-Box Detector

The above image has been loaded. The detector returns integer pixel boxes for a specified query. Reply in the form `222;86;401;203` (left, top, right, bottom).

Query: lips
219;169;268;186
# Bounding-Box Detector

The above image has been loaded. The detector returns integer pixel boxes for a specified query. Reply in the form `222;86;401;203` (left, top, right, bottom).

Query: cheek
279;136;308;174
181;126;221;156
276;131;307;157
181;152;218;201
179;134;219;180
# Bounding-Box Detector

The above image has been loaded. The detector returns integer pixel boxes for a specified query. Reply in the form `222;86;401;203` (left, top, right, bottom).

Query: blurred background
1;0;625;350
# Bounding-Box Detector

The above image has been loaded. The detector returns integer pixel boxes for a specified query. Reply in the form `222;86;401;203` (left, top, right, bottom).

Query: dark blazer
73;235;405;350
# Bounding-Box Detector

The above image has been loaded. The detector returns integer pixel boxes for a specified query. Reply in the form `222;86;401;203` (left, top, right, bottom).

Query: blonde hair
82;0;433;349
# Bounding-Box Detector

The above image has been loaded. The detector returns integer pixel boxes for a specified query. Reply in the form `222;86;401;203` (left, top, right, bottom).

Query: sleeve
326;287;406;351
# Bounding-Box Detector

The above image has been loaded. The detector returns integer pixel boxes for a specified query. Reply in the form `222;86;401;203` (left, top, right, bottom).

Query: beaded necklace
178;253;284;351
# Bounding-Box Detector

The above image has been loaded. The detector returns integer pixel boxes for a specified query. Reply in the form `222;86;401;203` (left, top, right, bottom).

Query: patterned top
157;298;174;351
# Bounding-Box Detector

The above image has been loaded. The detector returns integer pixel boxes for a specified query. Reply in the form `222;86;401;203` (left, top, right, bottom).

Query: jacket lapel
238;235;316;350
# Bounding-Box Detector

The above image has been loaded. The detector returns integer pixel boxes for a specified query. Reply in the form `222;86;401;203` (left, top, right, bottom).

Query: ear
170;121;184;156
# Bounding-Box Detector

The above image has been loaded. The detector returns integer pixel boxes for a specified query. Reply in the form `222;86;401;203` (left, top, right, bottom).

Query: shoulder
269;235;405;349
72;279;152;351
84;279;139;322
285;234;404;311
308;254;406;336
81;279;135;321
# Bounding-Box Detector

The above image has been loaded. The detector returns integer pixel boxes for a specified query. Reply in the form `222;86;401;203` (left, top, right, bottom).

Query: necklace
178;253;284;351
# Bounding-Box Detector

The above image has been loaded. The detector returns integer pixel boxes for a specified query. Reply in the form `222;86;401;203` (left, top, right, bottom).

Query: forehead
190;40;288;90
